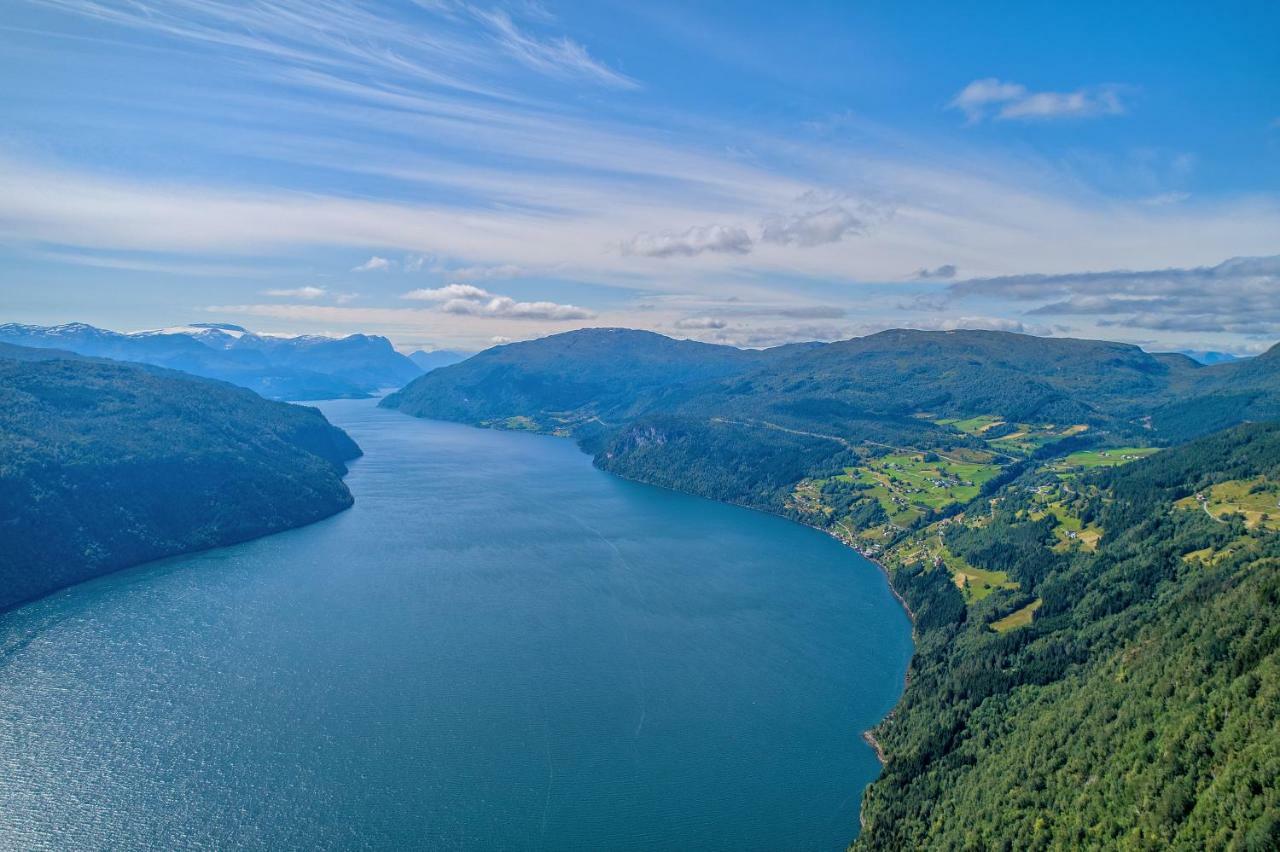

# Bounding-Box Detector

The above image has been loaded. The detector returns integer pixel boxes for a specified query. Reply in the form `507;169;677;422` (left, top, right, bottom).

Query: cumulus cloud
760;205;865;247
950;78;1127;123
912;264;958;280
262;286;327;299
353;255;393;272
402;283;593;320
949;254;1280;335
403;283;491;302
622;224;753;258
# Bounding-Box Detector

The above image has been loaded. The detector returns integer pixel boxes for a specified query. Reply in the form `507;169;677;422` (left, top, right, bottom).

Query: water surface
0;399;912;850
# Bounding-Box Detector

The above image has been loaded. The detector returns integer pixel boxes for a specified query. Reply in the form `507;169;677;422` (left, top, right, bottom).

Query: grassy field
939;414;1005;435
991;598;1042;633
838;452;1002;525
1046;446;1159;476
937;414;1090;455
1174;477;1280;531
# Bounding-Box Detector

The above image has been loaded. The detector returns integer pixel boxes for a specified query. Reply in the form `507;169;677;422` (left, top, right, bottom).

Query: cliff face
0;349;362;611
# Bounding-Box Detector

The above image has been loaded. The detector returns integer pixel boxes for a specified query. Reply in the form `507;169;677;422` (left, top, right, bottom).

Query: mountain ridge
0;321;422;400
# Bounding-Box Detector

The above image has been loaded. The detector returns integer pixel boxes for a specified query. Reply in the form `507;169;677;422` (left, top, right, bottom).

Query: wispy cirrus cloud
950;78;1128;123
25;0;626;100
403;283;594;320
474;9;638;89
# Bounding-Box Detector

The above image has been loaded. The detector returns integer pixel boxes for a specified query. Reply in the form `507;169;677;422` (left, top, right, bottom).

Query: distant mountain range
0;342;361;611
0;322;423;400
408;348;469;373
385;327;1280;455
1177;349;1243;365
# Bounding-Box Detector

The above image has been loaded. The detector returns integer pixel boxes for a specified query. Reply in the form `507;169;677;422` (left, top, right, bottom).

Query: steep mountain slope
1151;343;1280;441
0;347;361;611
0;322;421;399
853;423;1280;850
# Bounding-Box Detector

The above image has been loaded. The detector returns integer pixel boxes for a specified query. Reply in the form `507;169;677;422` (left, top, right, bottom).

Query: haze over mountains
0;321;423;400
407;349;469;373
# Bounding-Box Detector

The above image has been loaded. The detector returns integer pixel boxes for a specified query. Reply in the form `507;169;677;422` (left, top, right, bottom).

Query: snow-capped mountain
0;322;423;400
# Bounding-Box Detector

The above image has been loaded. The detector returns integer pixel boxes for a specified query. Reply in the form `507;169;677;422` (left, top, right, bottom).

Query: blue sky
1;0;1277;352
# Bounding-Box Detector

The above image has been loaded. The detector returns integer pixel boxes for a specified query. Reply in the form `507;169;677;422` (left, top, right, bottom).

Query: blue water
0;399;912;851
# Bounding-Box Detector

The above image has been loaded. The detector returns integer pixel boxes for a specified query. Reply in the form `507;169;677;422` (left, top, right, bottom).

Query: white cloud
402;283;593;320
949;79;1027;122
403;283;492;302
353;255;393;272
262;286;327;299
760;206;865;247
449;263;527;280
950;78;1127;123
906;316;1052;335
622;224;753;258
474;9;638;89
673;316;728;330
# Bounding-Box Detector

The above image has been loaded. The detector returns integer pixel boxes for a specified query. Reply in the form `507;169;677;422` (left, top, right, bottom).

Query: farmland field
991;599;1042;633
1174;477;1280;531
1046;446;1158;476
837;453;1002;525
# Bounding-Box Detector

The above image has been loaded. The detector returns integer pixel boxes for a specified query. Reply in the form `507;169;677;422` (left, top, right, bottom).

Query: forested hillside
385;326;1280;849
383;328;818;443
851;423;1280;849
0;347;361;611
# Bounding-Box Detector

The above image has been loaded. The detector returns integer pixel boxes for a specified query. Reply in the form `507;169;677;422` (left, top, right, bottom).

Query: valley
385;327;1280;849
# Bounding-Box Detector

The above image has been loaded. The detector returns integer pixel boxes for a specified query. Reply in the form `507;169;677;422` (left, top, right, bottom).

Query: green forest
0;347;361;611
